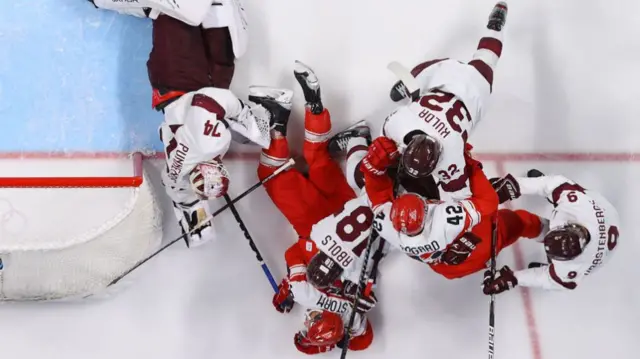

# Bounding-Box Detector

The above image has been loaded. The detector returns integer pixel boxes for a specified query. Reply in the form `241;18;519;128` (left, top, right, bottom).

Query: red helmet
390;193;427;236
401;134;442;178
544;223;590;261
304;310;345;346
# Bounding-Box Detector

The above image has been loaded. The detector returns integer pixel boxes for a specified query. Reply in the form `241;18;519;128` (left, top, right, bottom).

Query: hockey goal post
0;152;163;301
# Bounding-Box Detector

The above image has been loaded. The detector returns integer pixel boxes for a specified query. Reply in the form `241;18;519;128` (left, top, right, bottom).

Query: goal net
0;153;163;301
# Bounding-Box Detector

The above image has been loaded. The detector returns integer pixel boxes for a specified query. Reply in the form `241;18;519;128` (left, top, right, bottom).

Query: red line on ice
1;151;639;162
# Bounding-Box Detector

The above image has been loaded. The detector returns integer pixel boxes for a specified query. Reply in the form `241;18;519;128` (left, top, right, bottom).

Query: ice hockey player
360;137;544;279
95;0;274;248
259;62;384;355
89;0;247;88
482;170;621;294
382;2;508;201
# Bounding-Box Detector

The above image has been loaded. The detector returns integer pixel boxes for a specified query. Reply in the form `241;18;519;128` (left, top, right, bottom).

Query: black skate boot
528;262;547;269
390;80;411;102
487;2;508;32
294;60;324;115
248;86;293;136
527;169;545;177
327;120;372;156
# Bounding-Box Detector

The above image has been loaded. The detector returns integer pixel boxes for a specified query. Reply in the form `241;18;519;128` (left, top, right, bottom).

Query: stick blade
387;61;420;101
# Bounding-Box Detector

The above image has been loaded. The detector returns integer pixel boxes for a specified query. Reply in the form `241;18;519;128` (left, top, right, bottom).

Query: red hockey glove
442;232;481;265
489;174;521;204
272;278;295;313
294;332;335;355
342;280;378;314
361;137;399;176
482;265;518;295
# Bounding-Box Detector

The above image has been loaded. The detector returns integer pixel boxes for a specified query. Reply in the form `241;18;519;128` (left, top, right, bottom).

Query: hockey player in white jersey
383;2;508;201
261;62;384;355
159;86;292;248
482;170;621;294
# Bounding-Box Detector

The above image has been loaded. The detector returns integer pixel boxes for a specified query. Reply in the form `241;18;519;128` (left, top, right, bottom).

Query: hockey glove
272;278;295;313
482;265;518;295
442;232;481;265
489;174;521;204
342;280;378;314
361;137;399;176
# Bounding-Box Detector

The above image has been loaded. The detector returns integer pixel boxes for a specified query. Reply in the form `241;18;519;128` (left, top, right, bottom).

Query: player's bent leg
497;209;544;248
258;136;330;238
345;137;369;191
468;2;507;91
147;15;211;103
201;26;235;89
303;108;332;164
303;109;356;207
258;136;291;181
163;181;217;248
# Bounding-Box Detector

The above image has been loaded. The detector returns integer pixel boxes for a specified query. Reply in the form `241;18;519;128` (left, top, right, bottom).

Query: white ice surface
0;158;636;359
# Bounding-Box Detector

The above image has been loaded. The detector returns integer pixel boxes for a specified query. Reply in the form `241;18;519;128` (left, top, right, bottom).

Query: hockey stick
223;193;279;293
106;158;295;287
488;215;498;359
387;61;420;102
339;231;379;359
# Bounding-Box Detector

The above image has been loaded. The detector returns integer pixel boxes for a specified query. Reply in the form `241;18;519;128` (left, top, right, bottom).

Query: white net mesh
0;172;163;301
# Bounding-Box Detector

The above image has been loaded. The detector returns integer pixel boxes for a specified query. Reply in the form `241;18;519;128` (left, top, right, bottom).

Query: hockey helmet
401;134;442;178
390;193;428;236
307;251;344;289
543;223;590;261
304;310;345;346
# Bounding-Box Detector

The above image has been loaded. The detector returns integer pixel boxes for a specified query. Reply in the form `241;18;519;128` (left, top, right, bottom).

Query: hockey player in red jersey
257;62;383;355
383;2;508;201
360;136;544;279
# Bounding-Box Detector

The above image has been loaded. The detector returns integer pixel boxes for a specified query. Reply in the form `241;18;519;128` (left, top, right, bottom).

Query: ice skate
528;262;547;269
294;60;323;114
527;169;544;177
173;200;216;248
248;86;293;136
487;2;508;32
327;120;372;156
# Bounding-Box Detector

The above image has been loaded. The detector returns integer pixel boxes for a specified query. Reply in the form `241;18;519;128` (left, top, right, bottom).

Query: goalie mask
544;223;590;261
189;158;230;199
401;134;442;178
303;310;345;347
307;251;344;289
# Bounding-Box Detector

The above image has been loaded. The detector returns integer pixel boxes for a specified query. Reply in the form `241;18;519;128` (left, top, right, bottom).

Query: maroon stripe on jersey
353;161;365;190
191;94;226;118
468;60;494;89
440;171;469;193
477;37;503;57
410;58;449;77
551;182;586;205
549;264;577;290
347;145;368;158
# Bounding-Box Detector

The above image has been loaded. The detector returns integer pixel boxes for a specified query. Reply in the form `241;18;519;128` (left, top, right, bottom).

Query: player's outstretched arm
454;153;499;229
361;137;399;208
